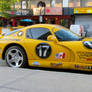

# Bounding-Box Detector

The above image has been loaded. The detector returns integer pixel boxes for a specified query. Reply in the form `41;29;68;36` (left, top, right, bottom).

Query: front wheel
5;46;28;68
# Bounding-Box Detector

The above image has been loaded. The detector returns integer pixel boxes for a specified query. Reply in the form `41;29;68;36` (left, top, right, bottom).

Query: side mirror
47;35;58;43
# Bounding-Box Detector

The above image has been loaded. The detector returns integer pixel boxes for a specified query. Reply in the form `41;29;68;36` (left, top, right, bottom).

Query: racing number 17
37;45;49;57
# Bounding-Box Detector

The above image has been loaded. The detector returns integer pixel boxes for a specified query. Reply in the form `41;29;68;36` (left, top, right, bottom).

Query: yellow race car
0;24;92;71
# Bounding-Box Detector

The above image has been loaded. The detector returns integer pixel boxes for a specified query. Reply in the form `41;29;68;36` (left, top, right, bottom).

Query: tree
0;0;19;18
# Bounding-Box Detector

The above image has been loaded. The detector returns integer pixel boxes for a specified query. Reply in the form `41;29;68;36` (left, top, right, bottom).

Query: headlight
83;41;92;49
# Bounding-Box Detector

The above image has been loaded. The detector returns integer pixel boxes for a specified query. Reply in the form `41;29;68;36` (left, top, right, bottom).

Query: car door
24;27;71;67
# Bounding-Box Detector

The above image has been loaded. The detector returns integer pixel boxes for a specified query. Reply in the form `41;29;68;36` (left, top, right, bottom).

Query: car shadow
27;66;92;75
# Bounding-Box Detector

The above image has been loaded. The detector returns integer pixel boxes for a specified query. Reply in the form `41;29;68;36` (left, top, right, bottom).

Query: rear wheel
5;46;28;68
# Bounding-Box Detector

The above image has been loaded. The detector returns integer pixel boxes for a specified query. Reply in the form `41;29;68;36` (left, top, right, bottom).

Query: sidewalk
0;66;91;92
0;60;7;66
0;59;92;92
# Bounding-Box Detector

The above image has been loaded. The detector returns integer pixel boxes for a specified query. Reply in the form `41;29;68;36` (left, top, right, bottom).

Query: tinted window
26;28;51;40
55;29;80;41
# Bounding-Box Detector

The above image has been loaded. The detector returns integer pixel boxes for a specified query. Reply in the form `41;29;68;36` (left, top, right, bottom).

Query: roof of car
26;24;65;29
30;24;58;27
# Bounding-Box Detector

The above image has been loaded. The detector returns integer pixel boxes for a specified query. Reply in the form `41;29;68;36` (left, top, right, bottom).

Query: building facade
12;0;74;28
1;0;92;33
73;0;92;36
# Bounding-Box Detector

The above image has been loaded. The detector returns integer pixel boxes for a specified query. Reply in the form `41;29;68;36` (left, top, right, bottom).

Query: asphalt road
0;60;92;92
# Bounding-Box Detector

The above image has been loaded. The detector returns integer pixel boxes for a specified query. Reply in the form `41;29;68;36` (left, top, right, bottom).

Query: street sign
74;7;92;14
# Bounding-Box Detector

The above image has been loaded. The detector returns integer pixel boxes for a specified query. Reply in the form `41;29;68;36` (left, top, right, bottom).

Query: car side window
26;28;52;40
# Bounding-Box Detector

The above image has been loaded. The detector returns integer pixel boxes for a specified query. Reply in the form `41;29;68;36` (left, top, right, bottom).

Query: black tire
5;46;28;68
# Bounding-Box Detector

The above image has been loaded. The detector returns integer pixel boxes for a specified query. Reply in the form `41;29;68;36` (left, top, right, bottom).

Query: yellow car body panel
0;24;92;71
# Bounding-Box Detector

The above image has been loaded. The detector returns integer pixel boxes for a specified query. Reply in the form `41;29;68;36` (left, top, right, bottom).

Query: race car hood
57;37;92;48
82;37;92;41
57;38;92;51
57;41;83;50
57;39;92;64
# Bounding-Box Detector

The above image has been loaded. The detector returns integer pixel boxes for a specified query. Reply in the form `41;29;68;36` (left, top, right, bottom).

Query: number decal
37;45;49;57
36;43;51;58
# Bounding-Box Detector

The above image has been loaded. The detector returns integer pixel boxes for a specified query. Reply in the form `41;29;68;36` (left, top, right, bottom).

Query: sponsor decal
17;31;23;36
77;51;92;59
51;62;62;67
55;52;65;59
88;66;92;70
0;39;21;41
36;43;51;58
87;58;92;61
75;64;92;70
75;64;79;68
13;34;16;36
32;62;40;66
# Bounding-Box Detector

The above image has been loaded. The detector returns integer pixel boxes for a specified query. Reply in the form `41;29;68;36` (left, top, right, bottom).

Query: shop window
15;0;28;9
63;0;69;7
50;0;56;7
85;0;92;7
37;1;46;7
69;0;80;7
80;0;92;7
0;20;7;27
48;18;55;24
60;19;70;28
15;2;21;9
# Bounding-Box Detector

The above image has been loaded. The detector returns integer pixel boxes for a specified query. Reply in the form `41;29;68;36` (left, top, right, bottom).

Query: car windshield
54;29;81;41
4;28;24;36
